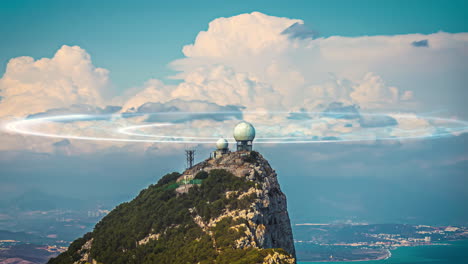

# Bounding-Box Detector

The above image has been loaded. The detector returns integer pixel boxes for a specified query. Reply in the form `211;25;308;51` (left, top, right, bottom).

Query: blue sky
0;0;467;227
1;0;467;90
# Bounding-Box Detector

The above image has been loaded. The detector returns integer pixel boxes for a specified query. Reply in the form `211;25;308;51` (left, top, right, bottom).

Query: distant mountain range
0;230;54;244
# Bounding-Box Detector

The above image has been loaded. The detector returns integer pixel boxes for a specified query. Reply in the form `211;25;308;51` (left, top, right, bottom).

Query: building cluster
295;224;468;250
176;121;256;193
366;233;432;246
87;209;110;218
211;121;256;159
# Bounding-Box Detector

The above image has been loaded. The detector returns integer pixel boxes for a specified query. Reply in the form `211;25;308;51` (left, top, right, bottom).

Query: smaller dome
216;138;229;150
233;121;256;141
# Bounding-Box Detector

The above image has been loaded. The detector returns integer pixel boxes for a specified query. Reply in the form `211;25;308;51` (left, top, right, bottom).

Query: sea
297;240;468;264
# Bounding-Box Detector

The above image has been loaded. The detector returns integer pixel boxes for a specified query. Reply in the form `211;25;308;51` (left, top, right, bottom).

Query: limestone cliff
181;151;296;259
48;151;296;264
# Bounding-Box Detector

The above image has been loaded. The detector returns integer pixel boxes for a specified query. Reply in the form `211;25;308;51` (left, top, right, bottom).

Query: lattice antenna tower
185;148;195;169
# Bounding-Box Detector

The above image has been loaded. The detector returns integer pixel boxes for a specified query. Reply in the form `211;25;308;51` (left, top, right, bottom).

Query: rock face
182;151;296;259
48;151;296;264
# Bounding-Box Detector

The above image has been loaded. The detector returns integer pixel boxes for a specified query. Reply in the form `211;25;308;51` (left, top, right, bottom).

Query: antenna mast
185;148;195;169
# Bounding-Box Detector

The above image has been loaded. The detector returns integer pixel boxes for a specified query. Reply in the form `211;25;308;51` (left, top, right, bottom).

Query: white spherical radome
216;138;229;150
233;121;256;141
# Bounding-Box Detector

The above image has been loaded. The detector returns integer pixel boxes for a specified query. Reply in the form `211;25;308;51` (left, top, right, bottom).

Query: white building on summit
212;122;256;158
213;138;229;159
233;121;255;151
216;138;229;150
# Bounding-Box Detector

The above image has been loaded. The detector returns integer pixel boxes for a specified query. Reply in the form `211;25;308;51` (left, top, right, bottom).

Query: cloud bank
0;46;110;118
1;12;467;154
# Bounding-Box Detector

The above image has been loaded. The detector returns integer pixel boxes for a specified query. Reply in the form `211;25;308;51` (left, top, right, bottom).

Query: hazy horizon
1;0;467;236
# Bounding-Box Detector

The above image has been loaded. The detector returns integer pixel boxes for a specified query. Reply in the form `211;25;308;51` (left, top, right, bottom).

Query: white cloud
120;79;172;112
388;113;434;138
1;12;467;154
172;13;468;111
0;45;110;118
182;12;300;58
171;65;279;110
350;72;400;109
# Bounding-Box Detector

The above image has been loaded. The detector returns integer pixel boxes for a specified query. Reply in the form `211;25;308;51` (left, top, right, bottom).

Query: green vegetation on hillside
155;172;181;187
48;169;291;264
48;232;92;264
194;170;208;180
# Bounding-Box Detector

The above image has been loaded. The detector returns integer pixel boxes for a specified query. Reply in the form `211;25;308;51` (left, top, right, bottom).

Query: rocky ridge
180;151;296;259
48;151;296;264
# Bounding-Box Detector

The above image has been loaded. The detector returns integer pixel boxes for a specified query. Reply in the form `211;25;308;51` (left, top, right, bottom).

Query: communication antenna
185;148;195;169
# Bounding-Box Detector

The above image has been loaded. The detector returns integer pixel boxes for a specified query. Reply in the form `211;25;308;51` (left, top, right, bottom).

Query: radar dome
216;138;229;150
233;121;256;141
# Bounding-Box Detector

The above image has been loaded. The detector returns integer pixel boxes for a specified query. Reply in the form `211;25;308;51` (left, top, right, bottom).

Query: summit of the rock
49;151;296;264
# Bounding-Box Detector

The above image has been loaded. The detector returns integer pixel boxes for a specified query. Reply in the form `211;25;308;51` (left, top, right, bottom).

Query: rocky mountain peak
49;151;296;264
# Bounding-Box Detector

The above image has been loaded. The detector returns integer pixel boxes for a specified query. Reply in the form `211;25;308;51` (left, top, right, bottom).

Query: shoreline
297;249;391;263
297;240;468;263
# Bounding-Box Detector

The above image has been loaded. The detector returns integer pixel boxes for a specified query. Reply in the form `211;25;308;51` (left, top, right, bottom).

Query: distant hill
0;230;54;244
0;243;58;264
9;190;85;211
48;151;296;264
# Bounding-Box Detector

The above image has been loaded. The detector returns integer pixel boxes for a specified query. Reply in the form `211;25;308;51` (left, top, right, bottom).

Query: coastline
297;239;468;264
297;248;391;263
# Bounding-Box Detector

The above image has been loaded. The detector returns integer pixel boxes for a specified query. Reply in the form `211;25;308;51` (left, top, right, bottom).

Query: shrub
155;172;181;187
50;169;291;264
194;170;209;180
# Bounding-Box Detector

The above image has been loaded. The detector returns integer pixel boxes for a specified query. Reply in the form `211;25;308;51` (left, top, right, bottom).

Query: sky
0;0;467;226
1;0;467;90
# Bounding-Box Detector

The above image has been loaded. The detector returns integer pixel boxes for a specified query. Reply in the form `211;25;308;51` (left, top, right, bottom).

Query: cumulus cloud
389;113;434;138
181;12;300;58
120;79;173;112
171;65;280;109
1;12;467;154
0;45;110;118
172;13;468;112
153;13;465;117
350;72;401;108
